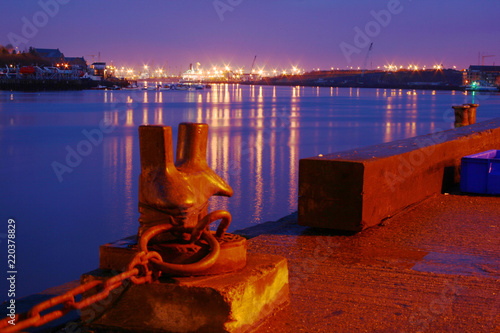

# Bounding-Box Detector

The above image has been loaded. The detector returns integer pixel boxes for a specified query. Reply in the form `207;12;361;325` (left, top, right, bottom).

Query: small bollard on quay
80;123;289;333
465;103;478;125
452;104;470;128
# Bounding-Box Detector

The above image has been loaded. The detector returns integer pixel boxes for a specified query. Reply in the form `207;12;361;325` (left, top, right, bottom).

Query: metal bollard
136;123;245;276
452;105;470;128
464;103;478;125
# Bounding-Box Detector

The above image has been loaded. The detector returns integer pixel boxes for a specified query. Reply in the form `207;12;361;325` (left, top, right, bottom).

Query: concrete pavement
239;191;500;332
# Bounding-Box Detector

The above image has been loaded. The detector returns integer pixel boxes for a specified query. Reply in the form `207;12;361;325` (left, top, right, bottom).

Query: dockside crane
250;55;257;73
481;54;495;66
361;43;373;78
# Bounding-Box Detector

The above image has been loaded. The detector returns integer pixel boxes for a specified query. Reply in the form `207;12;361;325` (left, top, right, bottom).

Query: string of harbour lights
110;62;461;80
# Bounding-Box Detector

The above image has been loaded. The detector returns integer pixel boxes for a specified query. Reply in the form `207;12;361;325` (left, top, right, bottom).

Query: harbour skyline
1;0;499;72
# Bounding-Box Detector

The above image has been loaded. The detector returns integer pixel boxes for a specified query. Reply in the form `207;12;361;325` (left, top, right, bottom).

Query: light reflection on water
0;85;499;298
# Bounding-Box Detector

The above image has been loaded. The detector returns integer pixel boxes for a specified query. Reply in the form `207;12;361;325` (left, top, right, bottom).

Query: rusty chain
0;250;163;333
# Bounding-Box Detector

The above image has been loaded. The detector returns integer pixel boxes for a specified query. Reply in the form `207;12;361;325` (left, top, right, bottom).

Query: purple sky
1;0;499;71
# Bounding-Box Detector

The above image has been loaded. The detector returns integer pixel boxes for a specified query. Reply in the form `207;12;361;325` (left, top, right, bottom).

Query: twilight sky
1;0;499;72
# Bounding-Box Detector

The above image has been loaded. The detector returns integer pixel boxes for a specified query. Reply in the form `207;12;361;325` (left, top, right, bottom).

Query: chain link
0;250;163;333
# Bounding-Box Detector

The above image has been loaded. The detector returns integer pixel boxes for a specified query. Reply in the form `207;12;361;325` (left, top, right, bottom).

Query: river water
0;84;499;298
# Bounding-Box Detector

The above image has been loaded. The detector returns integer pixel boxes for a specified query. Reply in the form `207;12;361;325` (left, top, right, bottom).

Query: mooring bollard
452;105;470;128
80;123;289;333
464;103;478;125
137;123;246;276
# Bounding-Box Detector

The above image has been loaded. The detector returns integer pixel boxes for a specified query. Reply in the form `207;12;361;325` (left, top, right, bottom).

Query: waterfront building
34;48;88;71
465;65;500;86
65;57;87;70
34;48;65;65
89;62;106;80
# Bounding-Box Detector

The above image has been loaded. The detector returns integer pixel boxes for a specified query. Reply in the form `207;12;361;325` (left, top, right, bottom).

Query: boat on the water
465;80;499;92
170;83;190;91
142;85;158;91
123;84;140;90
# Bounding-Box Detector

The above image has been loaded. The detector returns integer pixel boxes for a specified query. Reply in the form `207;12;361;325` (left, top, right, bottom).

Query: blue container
460;150;500;194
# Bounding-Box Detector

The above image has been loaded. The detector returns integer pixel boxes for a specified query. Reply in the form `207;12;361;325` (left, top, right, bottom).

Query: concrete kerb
298;117;500;231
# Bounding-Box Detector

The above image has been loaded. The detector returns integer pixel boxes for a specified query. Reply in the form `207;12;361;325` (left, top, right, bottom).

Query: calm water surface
0;84;499;298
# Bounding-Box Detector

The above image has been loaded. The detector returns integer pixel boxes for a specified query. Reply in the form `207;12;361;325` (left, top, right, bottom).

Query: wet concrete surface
240;192;500;332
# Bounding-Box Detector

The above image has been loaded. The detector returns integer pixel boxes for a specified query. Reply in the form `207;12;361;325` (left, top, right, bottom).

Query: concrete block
80;253;289;333
299;118;500;231
99;234;247;276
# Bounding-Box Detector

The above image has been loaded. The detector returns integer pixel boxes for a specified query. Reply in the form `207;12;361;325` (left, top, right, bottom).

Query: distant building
182;63;202;81
182;68;200;81
106;61;116;77
465;65;500;86
90;62;106;80
240;73;258;82
65;57;87;70
34;48;88;71
34;48;65;65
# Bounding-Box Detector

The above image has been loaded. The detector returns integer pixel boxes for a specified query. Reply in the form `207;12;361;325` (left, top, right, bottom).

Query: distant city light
101;58;462;81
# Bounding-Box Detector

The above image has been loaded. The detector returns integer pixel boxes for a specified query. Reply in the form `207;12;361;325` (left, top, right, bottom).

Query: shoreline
0;78;130;92
1;76;497;93
0;80;477;93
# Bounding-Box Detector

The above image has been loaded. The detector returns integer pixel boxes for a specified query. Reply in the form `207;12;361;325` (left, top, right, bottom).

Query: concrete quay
9;190;498;333
241;190;499;332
